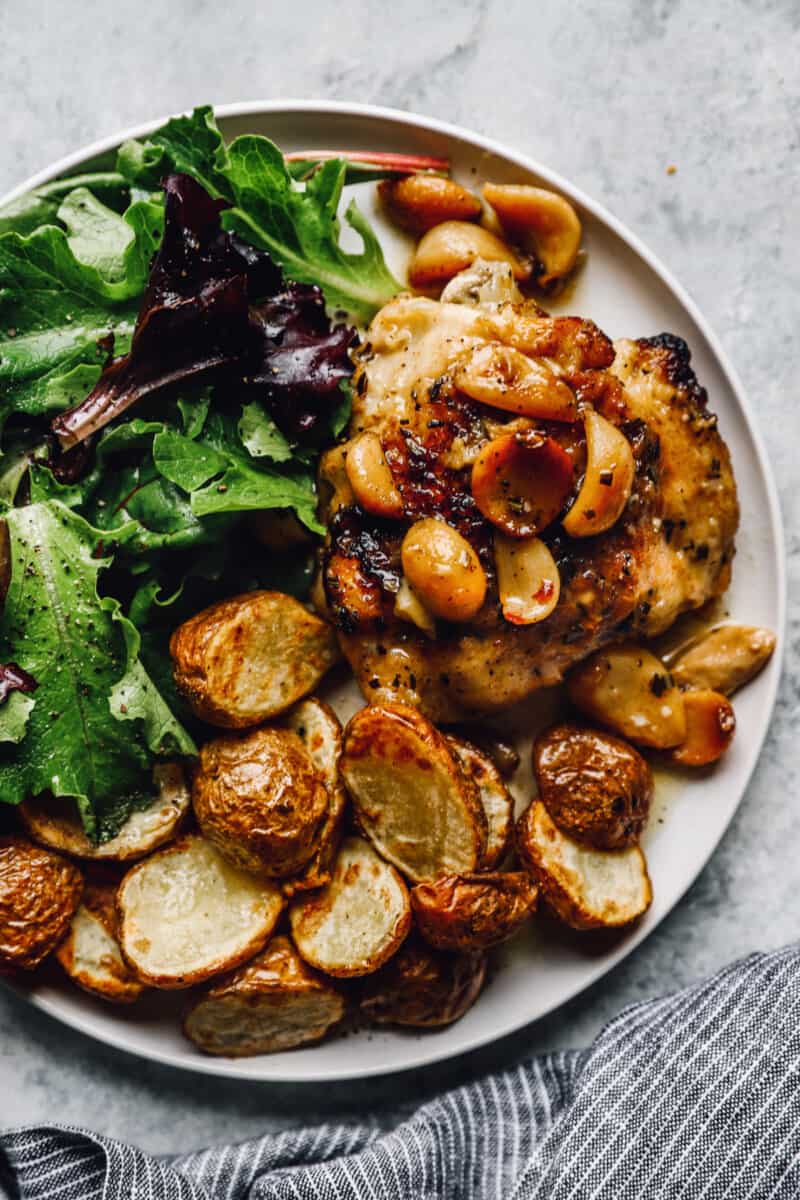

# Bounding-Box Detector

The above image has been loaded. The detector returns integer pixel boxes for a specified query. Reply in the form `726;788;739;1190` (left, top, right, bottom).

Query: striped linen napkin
3;943;800;1199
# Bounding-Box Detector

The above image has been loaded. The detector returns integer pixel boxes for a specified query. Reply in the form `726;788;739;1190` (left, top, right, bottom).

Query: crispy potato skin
183;935;345;1056
56;880;145;1004
360;935;486;1027
533;722;653;849
516;801;652;930
193;728;329;878
0;835;83;970
411;872;538;951
341;703;487;882
281;699;347;896
170;591;340;728
445;736;514;870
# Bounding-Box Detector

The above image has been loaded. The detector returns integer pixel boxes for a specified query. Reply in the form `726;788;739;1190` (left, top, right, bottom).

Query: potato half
289;837;411;978
360;935;487;1027
19;763;190;862
282;699;347;895
341;704;487;882
170;591;340;728
516;801;652;930
118;835;284;988
193;727;329;878
446;736;514;870
184;935;345;1057
56;879;145;1004
533;723;653;849
0;836;83;971
411;872;538;952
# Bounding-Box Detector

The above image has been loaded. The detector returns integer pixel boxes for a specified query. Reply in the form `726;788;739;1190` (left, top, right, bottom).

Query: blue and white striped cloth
3;944;800;1198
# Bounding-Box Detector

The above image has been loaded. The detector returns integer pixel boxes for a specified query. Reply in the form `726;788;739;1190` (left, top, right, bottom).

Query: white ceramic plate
1;102;785;1082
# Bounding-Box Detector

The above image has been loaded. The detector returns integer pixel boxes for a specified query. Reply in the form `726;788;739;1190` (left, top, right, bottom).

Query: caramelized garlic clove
495;534;560;625
670;625;776;696
567;644;687;749
562;408;635;537
454;341;578;422
440;259;523;306
670;689;736;767
482;182;582;285
401;517;487;622
408;221;532;291
344;432;404;519
394;576;437;638
471;431;573;538
379;175;481;234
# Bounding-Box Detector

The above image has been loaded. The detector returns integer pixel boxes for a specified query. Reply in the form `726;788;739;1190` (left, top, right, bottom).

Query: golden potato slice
411;872;538;951
533;722;653;849
670;625;776;696
193;727;329;878
0;836;83;970
289;837;411;977
183;935;345;1056
670;689;736;767
516;801;652;930
567;643;687;749
118;834;283;988
446;736;514;869
360;934;487;1027
282;698;347;895
56;879;145;1004
19;763;190;862
341;704;487;882
170;591;340;728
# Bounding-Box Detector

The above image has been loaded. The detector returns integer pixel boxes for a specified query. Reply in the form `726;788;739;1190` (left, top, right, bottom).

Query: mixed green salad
0;106;403;842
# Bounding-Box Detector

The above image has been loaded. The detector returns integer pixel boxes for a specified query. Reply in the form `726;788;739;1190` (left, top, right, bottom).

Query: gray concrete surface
0;0;798;1155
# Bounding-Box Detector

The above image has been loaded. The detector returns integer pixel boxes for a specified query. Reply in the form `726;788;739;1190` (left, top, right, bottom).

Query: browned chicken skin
320;294;738;722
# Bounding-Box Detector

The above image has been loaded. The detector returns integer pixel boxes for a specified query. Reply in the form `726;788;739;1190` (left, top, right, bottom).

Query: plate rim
0;99;787;1083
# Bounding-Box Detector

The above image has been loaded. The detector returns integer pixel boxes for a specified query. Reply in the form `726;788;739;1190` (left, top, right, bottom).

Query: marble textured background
1;0;797;1155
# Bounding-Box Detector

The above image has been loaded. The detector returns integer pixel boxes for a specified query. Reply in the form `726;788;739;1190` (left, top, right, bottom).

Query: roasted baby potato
567;644;687;749
516;801;652;930
670;625;776;696
379;175;482;234
670;689;736;767
281;698;347;894
411;872;538;951
19;763;190;862
533;722;653;849
360;935;487;1027
183;935;345;1057
170;591;340;728
341;704;487;882
446;736;514;869
289;837;411;977
118;834;284;988
0;836;83;971
193;727;329;878
56;878;145;1004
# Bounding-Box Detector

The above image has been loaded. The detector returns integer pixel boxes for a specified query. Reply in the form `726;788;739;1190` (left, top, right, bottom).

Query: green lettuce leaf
0;499;194;838
119;106;400;322
0;194;163;425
